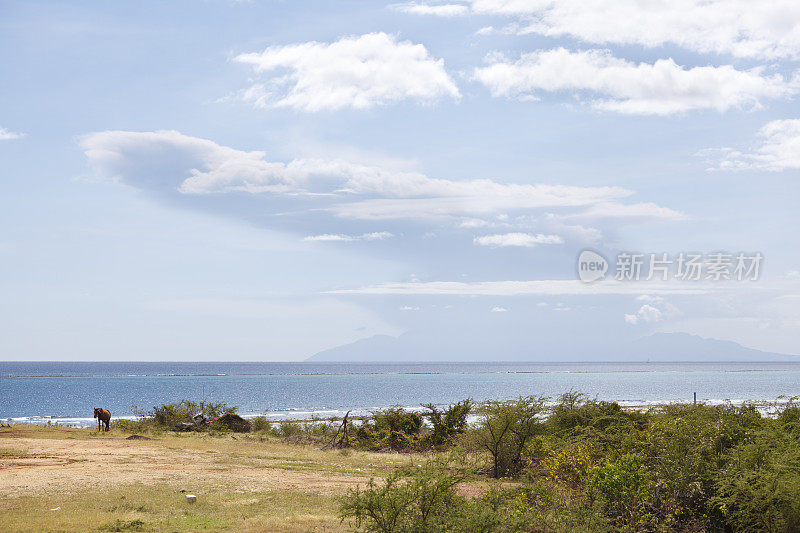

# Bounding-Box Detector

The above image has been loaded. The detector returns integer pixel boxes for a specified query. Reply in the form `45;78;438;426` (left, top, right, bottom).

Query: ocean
2;361;799;427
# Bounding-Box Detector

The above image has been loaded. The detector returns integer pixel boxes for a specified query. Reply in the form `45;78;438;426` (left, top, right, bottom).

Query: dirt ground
0;426;496;532
0;426;404;532
0;435;370;497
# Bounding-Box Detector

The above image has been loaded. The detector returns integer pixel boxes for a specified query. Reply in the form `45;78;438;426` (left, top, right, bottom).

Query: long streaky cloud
329;280;712;296
407;0;800;60
80;130;684;224
474;48;797;115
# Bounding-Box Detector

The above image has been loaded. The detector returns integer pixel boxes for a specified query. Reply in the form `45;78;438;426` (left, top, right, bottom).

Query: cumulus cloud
624;304;663;324
474;232;563;247
624;295;679;324
490;306;509;312
474;48;797;115
0;127;24;140
701;119;800;171
80;130;683;224
391;2;469;16
232;32;460;111
417;0;800;60
304;232;394;242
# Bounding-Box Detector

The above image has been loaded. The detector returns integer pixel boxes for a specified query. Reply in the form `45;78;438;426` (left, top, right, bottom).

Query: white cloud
474;232;563;247
392;2;469;16
541;214;603;244
400;305;420;311
624;304;663;324
490;306;509;312
459;218;490;228
474;48;798;115
304;232;394;242
81;130;682;224
0;127;24;140
563;202;689;221
232;32;460;111
636;294;664;304
701;119;800;171
432;0;800;60
330;280;710;296
625;295;679;324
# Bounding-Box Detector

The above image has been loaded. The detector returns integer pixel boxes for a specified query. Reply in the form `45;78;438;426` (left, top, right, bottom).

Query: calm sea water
2;361;800;426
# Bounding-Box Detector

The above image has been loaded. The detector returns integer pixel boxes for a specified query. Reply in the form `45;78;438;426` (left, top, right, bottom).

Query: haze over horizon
1;1;799;361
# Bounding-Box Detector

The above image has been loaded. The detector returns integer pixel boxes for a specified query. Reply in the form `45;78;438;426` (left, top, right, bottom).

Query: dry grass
0;425;423;532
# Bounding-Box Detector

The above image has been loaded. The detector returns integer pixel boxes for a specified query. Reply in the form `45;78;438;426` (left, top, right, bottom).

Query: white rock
185;494;197;504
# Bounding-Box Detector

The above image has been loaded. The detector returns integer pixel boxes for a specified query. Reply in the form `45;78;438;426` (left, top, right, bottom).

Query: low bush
547;392;646;453
422;400;472;447
713;423;800;532
151;400;233;427
353;407;424;451
339;461;466;532
588;453;653;526
340;458;607;532
251;415;271;433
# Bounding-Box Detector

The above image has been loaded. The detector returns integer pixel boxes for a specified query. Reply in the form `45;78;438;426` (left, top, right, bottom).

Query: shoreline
7;397;796;428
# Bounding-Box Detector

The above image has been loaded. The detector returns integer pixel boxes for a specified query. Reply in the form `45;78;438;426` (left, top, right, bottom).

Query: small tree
475;396;546;478
422;399;472;447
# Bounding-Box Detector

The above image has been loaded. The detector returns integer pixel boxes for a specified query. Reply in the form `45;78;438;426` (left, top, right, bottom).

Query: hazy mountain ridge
307;332;796;362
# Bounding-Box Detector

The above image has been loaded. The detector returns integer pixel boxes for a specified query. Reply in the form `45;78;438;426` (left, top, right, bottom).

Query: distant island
307;332;797;362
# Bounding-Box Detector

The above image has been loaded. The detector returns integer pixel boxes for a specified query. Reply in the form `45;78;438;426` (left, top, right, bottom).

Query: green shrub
353;408;424;450
111;418;154;433
340;462;465;532
473;396;547;478
547;392;646;453
637;402;763;521
422;400;472;447
340;459;607;532
150;400;233;427
588;454;652;524
713;421;800;532
251;416;271;433
274;421;302;438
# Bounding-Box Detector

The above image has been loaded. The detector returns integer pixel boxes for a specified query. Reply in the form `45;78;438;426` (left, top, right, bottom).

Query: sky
1;0;799;361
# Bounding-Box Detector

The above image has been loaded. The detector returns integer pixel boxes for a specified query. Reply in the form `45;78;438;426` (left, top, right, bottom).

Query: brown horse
94;408;111;432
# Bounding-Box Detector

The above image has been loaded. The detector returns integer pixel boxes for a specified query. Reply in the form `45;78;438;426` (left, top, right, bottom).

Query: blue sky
1;0;799;360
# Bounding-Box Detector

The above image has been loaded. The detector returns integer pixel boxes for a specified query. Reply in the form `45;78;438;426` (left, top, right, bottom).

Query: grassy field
6;398;800;532
0;425;437;532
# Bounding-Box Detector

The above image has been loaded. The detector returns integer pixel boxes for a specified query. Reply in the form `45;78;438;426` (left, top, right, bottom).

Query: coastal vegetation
4;393;800;531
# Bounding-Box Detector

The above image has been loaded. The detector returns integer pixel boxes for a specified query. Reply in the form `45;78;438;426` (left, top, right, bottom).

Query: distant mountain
623;332;793;362
306;331;796;362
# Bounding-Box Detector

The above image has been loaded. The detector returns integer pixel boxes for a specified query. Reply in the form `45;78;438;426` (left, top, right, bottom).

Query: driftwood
326;411;351;449
175;413;209;432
